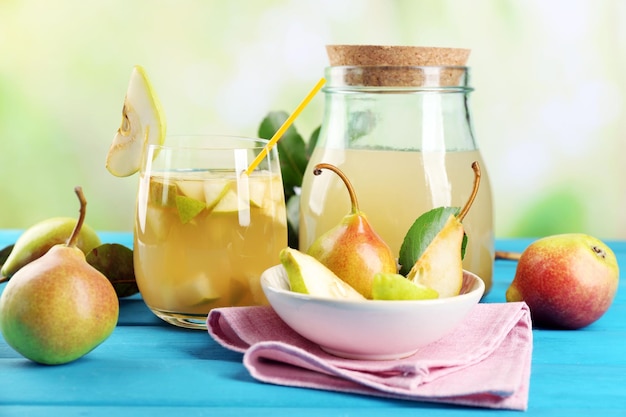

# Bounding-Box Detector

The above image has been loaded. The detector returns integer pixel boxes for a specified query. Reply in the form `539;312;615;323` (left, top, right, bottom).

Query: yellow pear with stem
306;163;397;299
407;162;481;298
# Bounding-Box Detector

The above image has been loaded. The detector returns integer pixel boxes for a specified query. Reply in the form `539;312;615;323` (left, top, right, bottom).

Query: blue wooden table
1;231;624;416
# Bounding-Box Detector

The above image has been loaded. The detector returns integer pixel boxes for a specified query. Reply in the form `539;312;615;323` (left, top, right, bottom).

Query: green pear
0;187;119;365
280;247;365;301
306;163;397;299
1;217;101;279
371;273;439;301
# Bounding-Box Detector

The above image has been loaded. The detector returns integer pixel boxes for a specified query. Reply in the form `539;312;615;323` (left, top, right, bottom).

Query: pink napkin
207;302;532;411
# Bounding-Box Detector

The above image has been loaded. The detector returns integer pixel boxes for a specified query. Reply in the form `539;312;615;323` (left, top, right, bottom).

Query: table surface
0;230;624;416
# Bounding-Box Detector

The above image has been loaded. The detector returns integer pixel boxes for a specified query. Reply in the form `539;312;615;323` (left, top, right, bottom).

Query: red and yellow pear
506;233;619;329
306;163;397;299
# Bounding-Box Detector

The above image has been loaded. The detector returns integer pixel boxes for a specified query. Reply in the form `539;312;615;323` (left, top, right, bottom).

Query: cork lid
325;45;471;87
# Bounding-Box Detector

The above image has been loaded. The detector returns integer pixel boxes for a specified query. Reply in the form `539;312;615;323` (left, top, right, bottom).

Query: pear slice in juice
204;179;233;210
175;195;206;224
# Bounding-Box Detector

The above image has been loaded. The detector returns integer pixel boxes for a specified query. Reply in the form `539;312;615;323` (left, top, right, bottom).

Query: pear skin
1;217;101;278
406;214;464;298
280;247;365;301
506;233;619;329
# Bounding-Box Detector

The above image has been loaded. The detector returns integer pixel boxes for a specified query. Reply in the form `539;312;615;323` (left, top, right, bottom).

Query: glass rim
147;134;270;152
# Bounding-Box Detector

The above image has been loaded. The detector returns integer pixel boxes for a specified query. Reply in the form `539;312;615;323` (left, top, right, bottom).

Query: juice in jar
134;169;287;319
300;147;494;290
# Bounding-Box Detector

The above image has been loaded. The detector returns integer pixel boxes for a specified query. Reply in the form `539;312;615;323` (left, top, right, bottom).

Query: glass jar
299;65;494;293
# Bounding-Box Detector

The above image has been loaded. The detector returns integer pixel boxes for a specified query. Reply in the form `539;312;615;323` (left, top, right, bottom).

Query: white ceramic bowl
260;265;485;360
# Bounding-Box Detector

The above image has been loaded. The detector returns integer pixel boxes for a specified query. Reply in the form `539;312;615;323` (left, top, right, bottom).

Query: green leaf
0;244;13;268
0;244;14;281
307;125;321;158
398;207;465;276
286;193;300;240
258;111;308;201
86;243;139;298
348;110;376;144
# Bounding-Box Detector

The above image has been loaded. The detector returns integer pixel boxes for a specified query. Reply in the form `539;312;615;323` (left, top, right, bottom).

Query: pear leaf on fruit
106;65;166;177
371;272;439;301
306;163;397;299
280;247;365;301
86;243;138;298
406;214;466;297
0;187;119;365
399;162;481;277
398;206;465;276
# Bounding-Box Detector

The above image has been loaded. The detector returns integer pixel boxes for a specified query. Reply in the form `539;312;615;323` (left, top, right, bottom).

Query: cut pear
106;65;166;177
149;177;177;207
280;247;365;300
212;189;240;214
176;180;205;201
371;273;439;300
204;180;233;210
246;176;268;208
406;214;464;298
175;195;206;224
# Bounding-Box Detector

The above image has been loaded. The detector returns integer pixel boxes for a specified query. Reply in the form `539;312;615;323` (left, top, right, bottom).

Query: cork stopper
326;45;471;87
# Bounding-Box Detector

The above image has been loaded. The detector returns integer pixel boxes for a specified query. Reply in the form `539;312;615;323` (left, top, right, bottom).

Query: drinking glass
133;135;287;329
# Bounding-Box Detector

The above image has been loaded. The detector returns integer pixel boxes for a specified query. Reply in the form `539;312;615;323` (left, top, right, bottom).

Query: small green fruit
1;217;101;278
372;273;439;301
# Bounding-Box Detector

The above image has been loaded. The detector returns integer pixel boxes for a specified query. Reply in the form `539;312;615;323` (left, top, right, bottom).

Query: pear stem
457;161;481;222
66;186;87;249
313;163;359;214
495;250;522;261
0;275;7;284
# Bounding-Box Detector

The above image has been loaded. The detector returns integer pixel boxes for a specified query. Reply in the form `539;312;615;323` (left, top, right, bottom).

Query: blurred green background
1;0;625;239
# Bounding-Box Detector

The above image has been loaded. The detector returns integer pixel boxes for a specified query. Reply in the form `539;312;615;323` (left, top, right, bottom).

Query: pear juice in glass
133;136;287;329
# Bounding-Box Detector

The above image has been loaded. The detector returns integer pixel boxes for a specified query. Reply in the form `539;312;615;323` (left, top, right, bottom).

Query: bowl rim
260;264;485;308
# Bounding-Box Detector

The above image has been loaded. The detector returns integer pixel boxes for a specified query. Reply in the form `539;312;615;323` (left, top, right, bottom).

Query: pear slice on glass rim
106;65;166;177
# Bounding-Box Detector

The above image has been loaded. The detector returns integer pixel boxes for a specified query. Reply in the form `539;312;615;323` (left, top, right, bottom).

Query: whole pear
506;233;619;329
306;163;397;299
0;187;119;365
1;217;101;278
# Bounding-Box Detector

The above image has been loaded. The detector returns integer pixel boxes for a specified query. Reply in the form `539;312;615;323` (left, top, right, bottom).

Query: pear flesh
406;214;464;298
1;217;101;278
106;65;166;177
280;247;365;301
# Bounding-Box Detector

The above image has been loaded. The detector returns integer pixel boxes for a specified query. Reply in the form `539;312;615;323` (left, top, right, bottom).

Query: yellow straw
245;77;326;175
